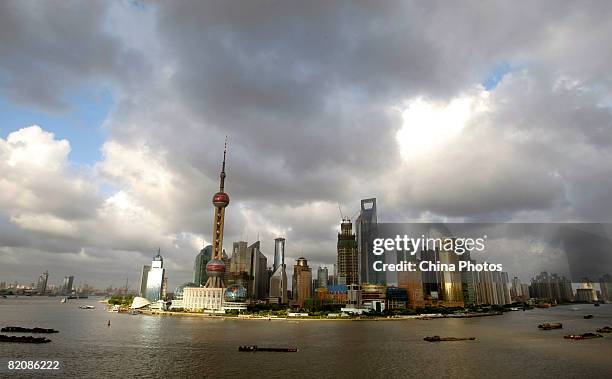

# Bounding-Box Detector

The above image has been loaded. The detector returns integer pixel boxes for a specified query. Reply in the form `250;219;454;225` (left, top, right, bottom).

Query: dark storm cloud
0;0;148;112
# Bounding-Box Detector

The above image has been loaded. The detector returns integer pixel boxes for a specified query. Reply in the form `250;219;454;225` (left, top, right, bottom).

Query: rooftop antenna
338;203;344;220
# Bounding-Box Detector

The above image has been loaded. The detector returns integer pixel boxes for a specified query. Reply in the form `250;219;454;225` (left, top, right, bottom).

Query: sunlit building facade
292;257;312;307
145;250;165;302
337;218;359;285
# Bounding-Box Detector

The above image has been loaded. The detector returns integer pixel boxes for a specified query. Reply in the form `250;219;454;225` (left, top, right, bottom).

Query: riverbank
138;309;504;321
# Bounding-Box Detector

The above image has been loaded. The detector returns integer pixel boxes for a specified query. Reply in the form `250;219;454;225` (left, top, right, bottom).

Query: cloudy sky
1;1;612;290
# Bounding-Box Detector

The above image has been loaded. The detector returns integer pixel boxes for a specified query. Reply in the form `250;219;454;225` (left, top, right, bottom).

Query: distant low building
386;287;408;309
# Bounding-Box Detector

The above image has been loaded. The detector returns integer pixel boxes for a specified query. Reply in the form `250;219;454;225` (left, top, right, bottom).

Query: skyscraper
36;271;48;295
293;257;312;308
317;266;328;289
229;241;251;287
145;249;165;302
356;198;382;284
194;245;212;286
337;218;359;285
62;275;74;295
273;237;285;272
529;272;573;303
139;265;150;297
599;274;611;302
269;237;288;304
248;241;268;300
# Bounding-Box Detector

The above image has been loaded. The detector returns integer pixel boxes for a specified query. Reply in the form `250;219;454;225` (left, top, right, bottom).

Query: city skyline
2;1;612;289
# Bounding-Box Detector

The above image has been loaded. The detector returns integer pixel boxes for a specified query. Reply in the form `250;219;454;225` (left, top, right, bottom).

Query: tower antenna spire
220;136;228;191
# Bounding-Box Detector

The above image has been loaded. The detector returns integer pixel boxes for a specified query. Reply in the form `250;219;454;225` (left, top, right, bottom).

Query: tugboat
238;345;298;352
584;314;594;319
423;336;476;342
564;333;603;340
538;323;563;330
596;326;612;333
0;335;51;344
1;327;59;334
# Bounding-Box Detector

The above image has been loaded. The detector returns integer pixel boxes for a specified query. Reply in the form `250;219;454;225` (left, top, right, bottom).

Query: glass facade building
356;198;382;285
194;245;212;287
146;250;165;302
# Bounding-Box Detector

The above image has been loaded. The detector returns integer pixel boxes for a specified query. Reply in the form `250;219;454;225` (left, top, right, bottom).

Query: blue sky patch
0;87;113;165
482;62;513;90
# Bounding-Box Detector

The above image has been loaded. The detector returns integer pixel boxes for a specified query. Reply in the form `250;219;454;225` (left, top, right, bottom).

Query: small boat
538;323;563;330
79;305;95;309
1;326;59;334
0;335;51;344
596;326;612;333
509;307;520;311
564;333;603;340
238;345;298;352
584;315;594;319
423;336;476;342
60;298;67;303
594;303;600;307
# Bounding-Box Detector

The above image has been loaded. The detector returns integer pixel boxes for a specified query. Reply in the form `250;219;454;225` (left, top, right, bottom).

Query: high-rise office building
273;238;285;272
510;276;529;301
145;249;165;302
356;198;382;284
599;274;611;302
62;275;74;295
459;251;476;305
337;218;359;285
229;241;251;289
36;271;48;295
529;272;573;303
248;241;268;300
575;279;598;302
421;240;464;307
139;265;150;297
473;270;512;305
317;266;328;289
269;237;288;304
396;241;424;308
194;245;212;286
292;257;312;308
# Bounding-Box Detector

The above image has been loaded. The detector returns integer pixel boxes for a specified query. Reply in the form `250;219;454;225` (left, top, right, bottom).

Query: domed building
130;296;152;309
223;284;247;310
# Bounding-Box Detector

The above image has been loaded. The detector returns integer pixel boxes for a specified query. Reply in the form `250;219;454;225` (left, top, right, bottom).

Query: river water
1;297;611;378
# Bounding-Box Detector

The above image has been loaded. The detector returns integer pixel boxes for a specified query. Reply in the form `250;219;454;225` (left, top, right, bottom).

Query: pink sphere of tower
206;259;226;277
212;192;230;208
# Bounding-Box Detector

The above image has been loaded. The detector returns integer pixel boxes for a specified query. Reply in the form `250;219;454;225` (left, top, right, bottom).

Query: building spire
220;136;227;192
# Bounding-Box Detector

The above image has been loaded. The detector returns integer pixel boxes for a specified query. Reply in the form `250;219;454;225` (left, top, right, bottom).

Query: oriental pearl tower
204;138;230;289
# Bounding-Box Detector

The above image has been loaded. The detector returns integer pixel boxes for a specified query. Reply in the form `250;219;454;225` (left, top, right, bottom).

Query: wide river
1;297;611;378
